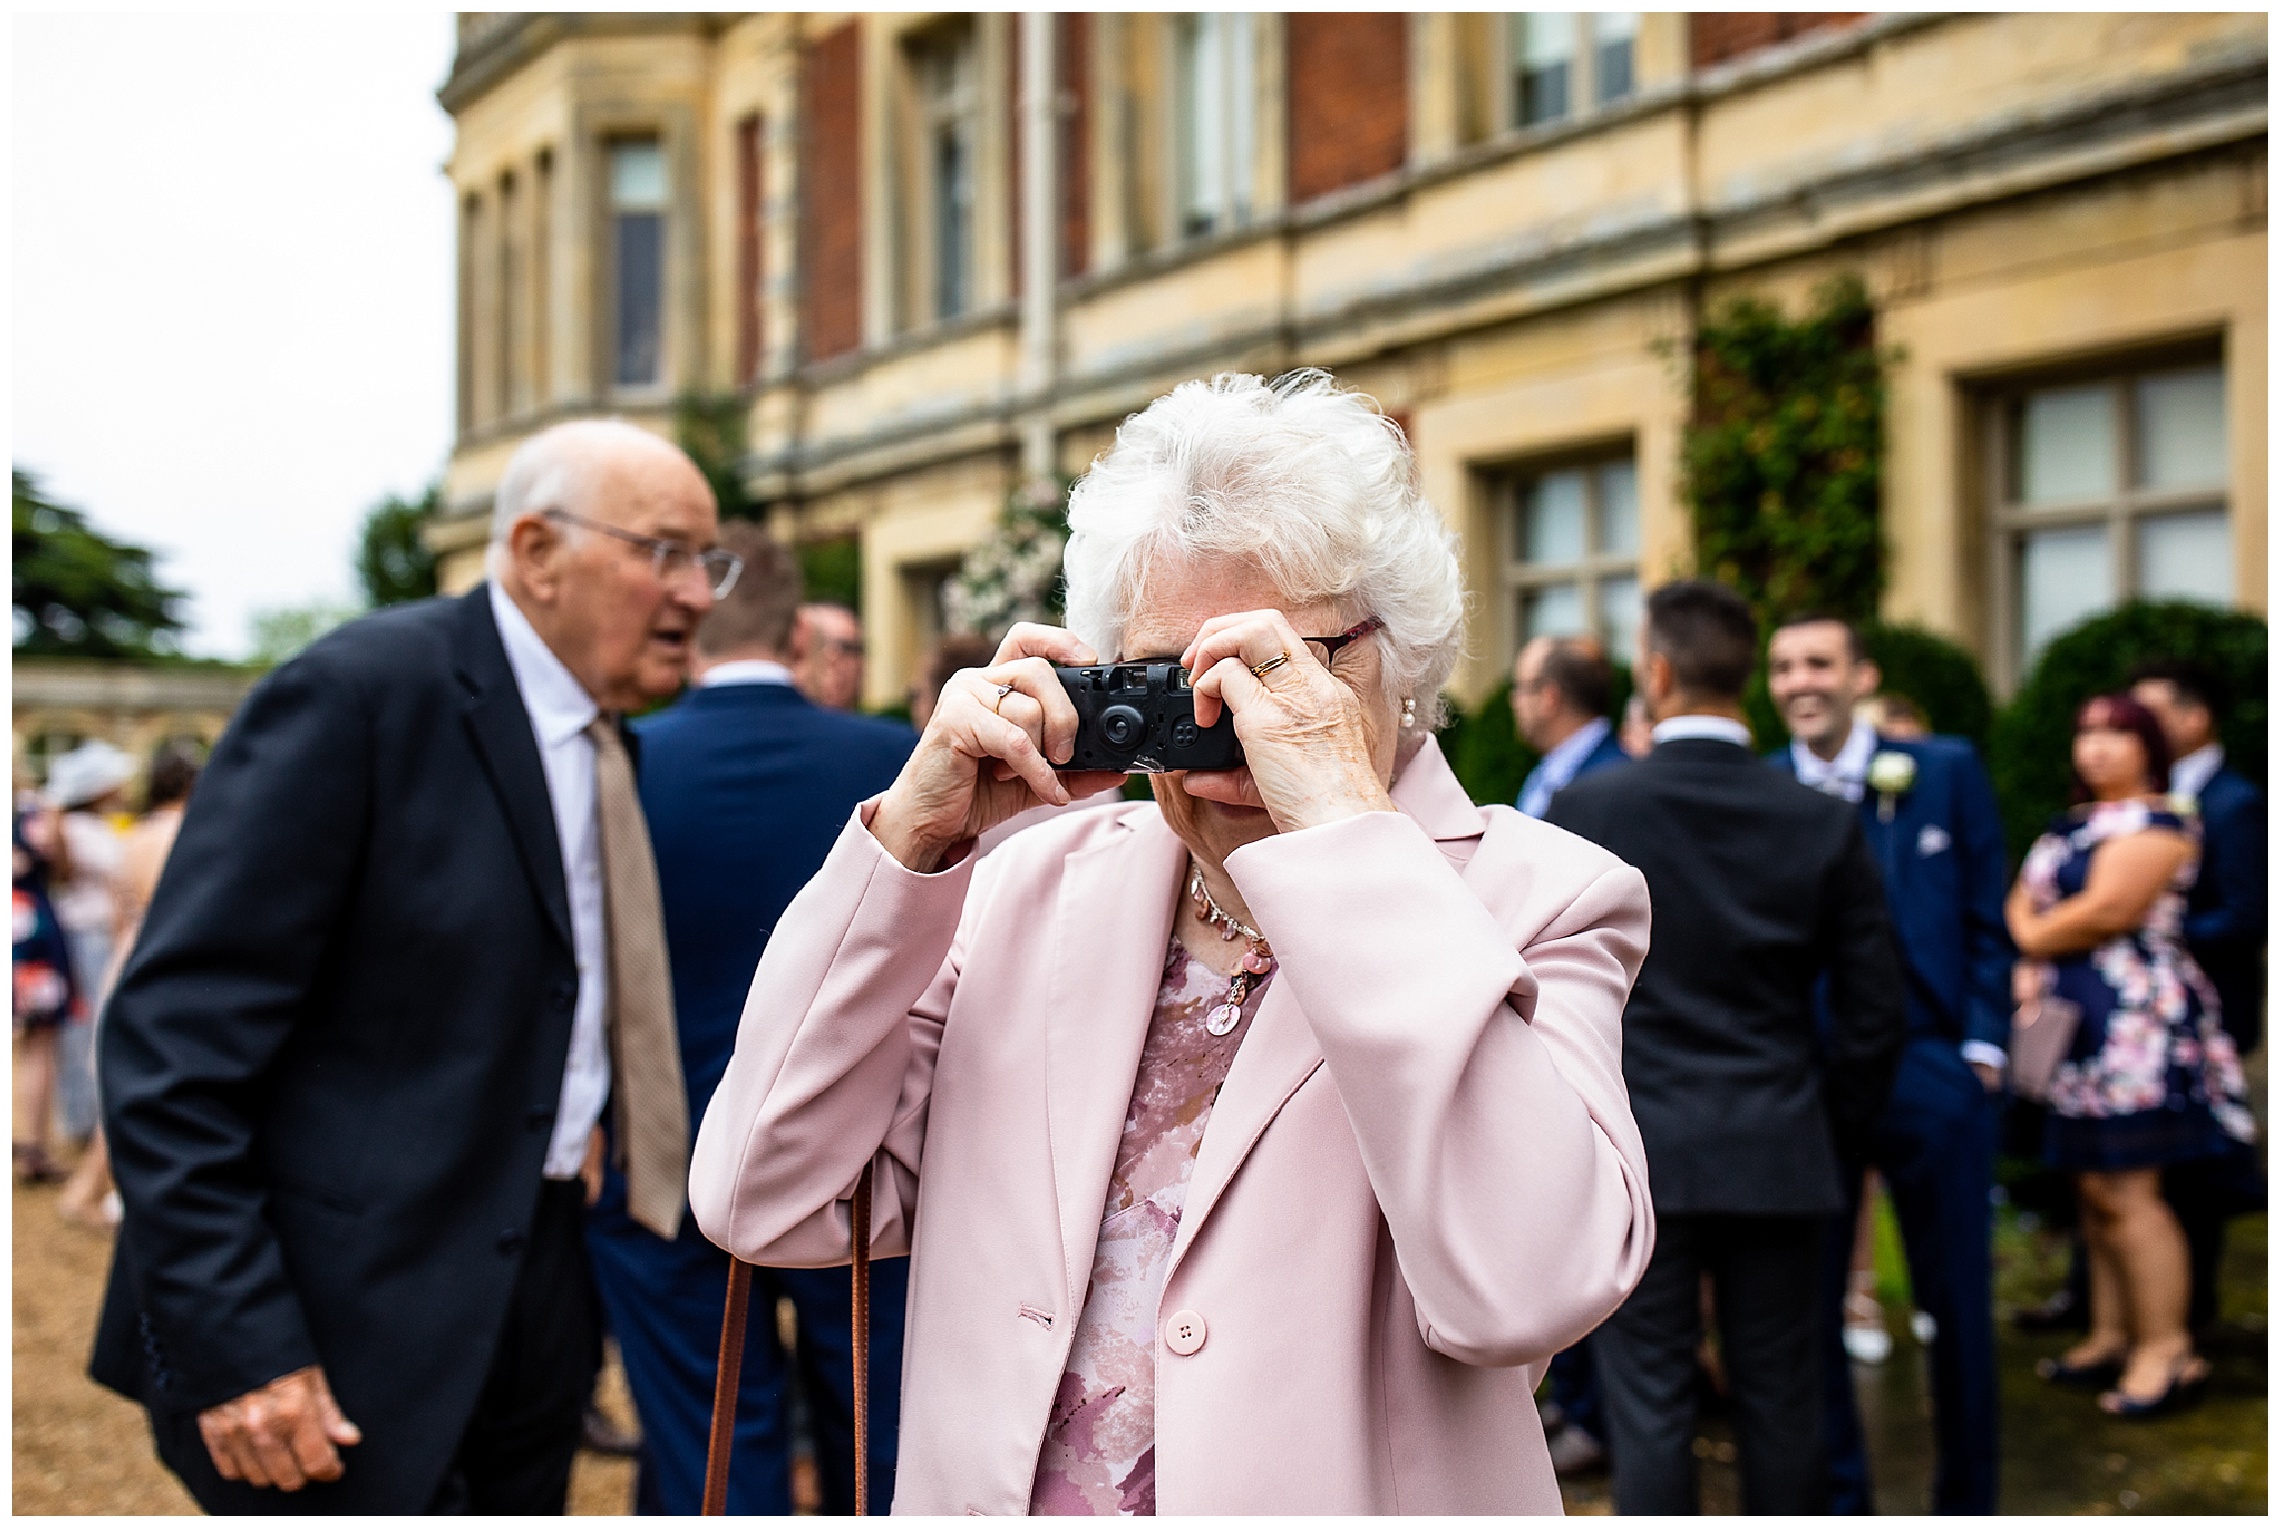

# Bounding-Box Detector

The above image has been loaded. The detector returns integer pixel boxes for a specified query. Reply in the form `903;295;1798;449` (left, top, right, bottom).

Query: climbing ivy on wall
1682;274;1890;629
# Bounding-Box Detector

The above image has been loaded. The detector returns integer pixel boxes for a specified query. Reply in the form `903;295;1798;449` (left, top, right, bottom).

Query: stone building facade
11;661;259;794
430;12;2266;708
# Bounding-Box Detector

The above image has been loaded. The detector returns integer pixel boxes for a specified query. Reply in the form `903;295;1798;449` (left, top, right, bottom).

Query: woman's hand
1180;609;1396;835
868;624;1130;872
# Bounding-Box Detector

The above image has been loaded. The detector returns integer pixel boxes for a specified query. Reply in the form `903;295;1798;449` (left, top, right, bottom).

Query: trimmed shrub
1990;601;2268;858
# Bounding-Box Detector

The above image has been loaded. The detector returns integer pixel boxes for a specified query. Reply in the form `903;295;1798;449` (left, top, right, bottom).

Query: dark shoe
2013;1289;2089;1333
1547;1426;1608;1477
580;1403;640;1457
2100;1359;2210;1419
2037;1350;2126;1390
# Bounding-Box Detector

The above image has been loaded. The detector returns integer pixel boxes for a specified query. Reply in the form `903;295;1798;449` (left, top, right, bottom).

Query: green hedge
1989;601;2268;858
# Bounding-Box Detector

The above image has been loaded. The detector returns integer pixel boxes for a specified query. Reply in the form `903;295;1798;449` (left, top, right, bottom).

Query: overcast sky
13;13;458;658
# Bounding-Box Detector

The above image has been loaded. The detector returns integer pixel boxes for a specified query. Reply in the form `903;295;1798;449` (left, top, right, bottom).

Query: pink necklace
1187;865;1275;1037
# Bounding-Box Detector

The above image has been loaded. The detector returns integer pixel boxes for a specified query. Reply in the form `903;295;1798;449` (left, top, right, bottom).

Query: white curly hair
1061;370;1466;726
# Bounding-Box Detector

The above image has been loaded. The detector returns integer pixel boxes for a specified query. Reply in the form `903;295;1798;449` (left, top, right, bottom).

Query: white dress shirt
1649;714;1755;748
489;582;612;1180
699;657;797;688
1790;719;1877;804
2171;742;2224;803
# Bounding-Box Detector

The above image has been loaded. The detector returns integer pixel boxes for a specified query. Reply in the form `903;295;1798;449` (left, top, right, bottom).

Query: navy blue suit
585;680;917;1515
1521;722;1632;1452
1770;733;2010;1515
2185;765;2266;1055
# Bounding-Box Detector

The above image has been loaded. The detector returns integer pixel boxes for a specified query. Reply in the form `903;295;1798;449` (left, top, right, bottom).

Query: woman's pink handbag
2008;994;2082;1104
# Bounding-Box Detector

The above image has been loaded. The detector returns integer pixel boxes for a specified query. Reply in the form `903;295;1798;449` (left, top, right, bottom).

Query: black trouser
428;1179;603;1513
1595;1212;1829;1515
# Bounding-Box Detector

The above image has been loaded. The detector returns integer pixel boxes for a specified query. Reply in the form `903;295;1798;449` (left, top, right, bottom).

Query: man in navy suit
1509;633;1630;1475
2131;659;2266;1334
1513;635;1630;818
584;523;918;1514
1768;614;2010;1515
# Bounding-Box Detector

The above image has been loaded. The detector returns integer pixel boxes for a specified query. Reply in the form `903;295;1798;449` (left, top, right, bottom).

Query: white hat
47;740;137;809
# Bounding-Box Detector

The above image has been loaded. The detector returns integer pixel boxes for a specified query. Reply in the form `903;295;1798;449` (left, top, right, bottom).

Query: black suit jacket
91;586;586;1512
1546;736;1906;1216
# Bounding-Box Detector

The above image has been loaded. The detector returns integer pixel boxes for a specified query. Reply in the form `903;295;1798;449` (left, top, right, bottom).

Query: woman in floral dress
2009;693;2255;1418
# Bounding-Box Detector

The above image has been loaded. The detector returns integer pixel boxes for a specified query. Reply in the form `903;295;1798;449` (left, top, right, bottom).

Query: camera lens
1099;704;1145;750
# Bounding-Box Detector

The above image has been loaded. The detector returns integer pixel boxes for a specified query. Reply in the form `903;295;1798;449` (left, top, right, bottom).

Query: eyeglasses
1127;616;1385;671
543;509;743;599
1301;616;1385;669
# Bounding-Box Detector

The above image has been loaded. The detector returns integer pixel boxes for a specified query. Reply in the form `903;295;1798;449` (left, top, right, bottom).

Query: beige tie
587;716;689;1239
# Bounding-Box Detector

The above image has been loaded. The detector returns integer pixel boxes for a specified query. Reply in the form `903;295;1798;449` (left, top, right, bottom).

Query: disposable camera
1052;662;1244;773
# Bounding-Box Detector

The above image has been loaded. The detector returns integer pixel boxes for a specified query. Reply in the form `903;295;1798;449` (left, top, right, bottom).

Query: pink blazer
689;738;1655;1514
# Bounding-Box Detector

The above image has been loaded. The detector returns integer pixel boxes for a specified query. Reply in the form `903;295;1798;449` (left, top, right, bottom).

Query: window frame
603;135;671;396
1171;12;1259;242
1499;444;1643;669
897;19;982;332
1499;12;1638;134
1982;348;2230;689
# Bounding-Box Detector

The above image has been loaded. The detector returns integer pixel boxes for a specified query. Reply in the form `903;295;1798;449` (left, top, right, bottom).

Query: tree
248;601;359;666
357;484;441;607
12;468;188;658
675;393;756;520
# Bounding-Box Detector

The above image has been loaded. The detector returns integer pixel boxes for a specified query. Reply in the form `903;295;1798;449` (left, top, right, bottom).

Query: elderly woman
689;371;1655;1514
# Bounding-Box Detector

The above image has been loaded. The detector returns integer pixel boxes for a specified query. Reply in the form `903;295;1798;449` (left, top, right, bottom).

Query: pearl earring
1400;696;1418;727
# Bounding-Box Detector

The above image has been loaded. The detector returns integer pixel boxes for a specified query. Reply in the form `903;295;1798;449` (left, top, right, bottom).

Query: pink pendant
1239;950;1273;975
1219;923;1240;941
1205;1001;1243;1037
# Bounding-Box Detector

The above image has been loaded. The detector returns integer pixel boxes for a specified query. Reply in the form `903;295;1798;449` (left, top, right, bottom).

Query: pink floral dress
1028;941;1268;1515
2017;799;2256;1168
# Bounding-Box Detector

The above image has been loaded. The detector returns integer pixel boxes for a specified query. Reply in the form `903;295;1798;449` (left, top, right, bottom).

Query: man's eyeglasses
543;509;743;599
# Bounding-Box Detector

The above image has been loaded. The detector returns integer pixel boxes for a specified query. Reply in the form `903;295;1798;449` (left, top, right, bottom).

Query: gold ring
1249;653;1291;680
990;681;1016;713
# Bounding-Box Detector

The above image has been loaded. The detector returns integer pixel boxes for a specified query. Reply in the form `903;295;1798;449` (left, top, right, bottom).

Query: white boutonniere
1868;750;1916;822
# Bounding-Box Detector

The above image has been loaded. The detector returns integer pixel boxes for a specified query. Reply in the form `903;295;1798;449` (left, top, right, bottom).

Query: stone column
1018;10;1059;484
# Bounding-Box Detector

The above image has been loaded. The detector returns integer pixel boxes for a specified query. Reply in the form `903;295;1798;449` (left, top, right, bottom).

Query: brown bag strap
702;1162;877;1516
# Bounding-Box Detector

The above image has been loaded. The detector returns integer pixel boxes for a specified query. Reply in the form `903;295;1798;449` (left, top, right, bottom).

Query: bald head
488;417;722;711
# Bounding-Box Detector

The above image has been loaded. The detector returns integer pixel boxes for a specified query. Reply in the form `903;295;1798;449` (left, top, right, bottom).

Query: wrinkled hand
197;1364;362;1490
869;623;1129;871
1971;1061;2004;1094
1181;610;1395;834
581;1125;605;1207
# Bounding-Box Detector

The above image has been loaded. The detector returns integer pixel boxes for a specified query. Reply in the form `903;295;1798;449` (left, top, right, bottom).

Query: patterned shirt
1028;939;1270;1515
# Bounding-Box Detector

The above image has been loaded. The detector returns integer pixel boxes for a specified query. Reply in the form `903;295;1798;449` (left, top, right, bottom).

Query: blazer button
551;980;576;1010
497;1228;525;1256
1162;1309;1207;1356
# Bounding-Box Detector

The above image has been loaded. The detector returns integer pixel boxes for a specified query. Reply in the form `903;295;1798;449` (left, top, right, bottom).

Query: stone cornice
438;12;732;114
12;659;264;710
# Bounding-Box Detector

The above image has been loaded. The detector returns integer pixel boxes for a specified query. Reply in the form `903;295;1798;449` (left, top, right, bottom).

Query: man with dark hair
1547;580;1905;1515
1768;611;2011;1514
582;519;918;1513
2127;657;2266;1339
1512;635;1629;820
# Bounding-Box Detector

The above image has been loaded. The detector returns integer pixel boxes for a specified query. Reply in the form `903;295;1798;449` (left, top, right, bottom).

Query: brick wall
1287;14;1410;206
1690;13;1865;71
800;22;862;362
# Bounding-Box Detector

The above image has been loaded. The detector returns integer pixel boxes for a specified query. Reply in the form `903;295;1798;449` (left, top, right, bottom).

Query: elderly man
791;601;866;711
90;419;733;1513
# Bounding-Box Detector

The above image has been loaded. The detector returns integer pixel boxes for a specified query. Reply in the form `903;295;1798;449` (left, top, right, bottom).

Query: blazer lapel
453;586;575;952
1165;737;1484;1285
1043;810;1186;1314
